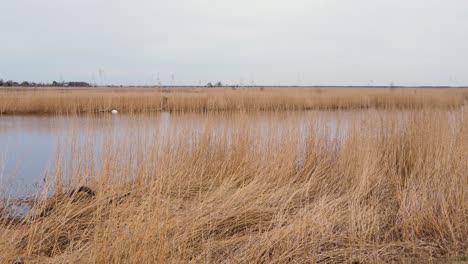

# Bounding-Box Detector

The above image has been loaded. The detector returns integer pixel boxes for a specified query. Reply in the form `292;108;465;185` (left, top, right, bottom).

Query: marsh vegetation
0;87;467;114
0;88;467;263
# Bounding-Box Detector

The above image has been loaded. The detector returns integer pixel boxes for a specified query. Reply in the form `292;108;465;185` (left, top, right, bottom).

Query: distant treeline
0;79;91;87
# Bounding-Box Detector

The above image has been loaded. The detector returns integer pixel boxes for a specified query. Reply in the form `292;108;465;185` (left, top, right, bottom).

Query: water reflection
0;109;463;198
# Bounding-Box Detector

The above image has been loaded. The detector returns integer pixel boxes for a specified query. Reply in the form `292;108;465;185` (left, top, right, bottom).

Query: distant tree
215;81;223;87
20;81;30;87
5;80;14;87
0;79;3;86
52;81;58;86
68;82;90;87
206;82;213;87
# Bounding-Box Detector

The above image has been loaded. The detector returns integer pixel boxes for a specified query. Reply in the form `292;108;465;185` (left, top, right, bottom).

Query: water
0;112;348;197
0;109;464;198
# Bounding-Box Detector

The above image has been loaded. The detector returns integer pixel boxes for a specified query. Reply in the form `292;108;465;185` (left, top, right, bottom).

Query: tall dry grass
0;87;467;114
0;108;467;263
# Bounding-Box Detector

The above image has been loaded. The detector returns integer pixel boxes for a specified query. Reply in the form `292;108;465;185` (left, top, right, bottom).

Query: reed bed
0;87;467;114
0;108;467;263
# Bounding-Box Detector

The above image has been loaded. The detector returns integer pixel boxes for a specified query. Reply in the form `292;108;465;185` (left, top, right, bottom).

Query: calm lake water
0;112;349;197
0;109;464;198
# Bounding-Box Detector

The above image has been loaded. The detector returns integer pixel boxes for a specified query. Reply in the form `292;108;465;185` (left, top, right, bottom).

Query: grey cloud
1;0;467;86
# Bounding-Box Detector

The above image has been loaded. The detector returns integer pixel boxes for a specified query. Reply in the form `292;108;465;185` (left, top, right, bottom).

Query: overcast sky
1;0;468;86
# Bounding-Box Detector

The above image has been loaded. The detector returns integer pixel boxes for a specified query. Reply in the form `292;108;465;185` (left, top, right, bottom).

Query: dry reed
0;108;467;263
0;87;467;114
